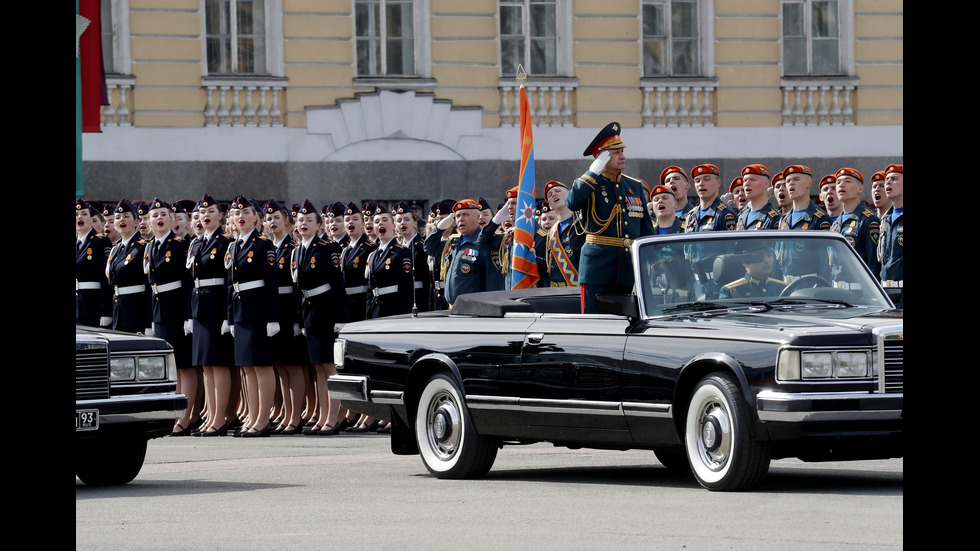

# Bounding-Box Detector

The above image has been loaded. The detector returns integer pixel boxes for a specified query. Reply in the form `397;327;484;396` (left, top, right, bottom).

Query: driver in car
719;242;787;299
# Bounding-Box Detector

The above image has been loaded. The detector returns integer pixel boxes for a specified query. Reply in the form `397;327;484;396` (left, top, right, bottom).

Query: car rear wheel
75;436;147;486
415;373;497;479
684;373;770;491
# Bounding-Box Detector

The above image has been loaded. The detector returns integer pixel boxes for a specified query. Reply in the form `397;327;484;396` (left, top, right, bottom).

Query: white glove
293;323;302;337
334;323;345;333
99;316;112;327
184;319;193;335
437;215;455;231
492;207;510;225
230;324;236;338
589;149;610;174
266;322;281;337
220;320;231;335
301;327;307;337
144;327;153;336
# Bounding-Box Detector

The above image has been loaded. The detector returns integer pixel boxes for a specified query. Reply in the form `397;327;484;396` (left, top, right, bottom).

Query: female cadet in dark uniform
393;201;431;313
76;199;113;328
264;200;308;435
226;196;281;438
340;202;376;323
106;200;150;334
185;195;235;436
366;205;415;319
292;200;349;435
142;198;193;394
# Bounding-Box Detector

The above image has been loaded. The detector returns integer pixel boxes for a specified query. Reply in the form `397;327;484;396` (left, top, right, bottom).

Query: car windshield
636;232;891;317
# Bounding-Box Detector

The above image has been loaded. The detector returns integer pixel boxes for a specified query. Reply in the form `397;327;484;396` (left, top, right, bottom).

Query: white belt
371;285;398;297
278;285;294;294
882;280;903;288
152;281;182;294
76;281;101;291
783;273;818;284
232;280;265;293
302;283;332;298
345;285;368;295
434;281;446;290
114;284;146;296
195;278;224;288
414;281;424;289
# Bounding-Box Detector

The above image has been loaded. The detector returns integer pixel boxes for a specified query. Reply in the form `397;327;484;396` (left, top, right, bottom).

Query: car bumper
76;392;188;428
328;374;403;405
755;390;903;422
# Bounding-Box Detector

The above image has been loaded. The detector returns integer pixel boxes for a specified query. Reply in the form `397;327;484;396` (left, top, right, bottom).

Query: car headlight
334;339;346;369
777;349;872;381
138;356;167;380
110;357;136;381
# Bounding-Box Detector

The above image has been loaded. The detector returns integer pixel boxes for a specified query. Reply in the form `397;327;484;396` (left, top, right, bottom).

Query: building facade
82;0;903;207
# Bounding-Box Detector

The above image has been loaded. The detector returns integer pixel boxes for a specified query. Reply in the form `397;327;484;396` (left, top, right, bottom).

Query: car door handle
526;333;544;345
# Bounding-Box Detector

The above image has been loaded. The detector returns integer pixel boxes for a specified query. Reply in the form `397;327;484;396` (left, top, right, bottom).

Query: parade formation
76;123;904;439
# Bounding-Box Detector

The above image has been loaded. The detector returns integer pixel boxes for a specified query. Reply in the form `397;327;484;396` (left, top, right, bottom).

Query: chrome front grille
76;339;110;400
876;326;903;394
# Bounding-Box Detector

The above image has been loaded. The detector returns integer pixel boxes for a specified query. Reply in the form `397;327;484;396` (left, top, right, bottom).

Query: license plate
76;409;99;431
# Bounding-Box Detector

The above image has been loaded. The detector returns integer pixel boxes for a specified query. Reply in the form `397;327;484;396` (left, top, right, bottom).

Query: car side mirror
595;294;638;319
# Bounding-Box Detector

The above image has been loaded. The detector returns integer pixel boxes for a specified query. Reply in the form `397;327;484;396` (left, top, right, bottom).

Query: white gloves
589;149;610;174
437;215;455;231
334;323;345;333
293;323;302;337
183;319;193;335
492;207;510;225
144;327;153;336
99;316;112;327
266;322;281;337
148;323;157;337
221;320;231;335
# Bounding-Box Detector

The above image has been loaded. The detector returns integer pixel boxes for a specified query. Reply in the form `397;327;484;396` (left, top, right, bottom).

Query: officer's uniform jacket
188;228;232;321
292;237;348;332
144;230;192;324
76;228;113;324
546;214;587;286
736;204;782;230
365;240;414;318
684;197;738;233
776;202;833;278
831;206;881;277
225;230;279;325
877;206;903;283
106;234;150;332
565;170;654;288
340;234;376;323
424;226;486;306
719;275;787;299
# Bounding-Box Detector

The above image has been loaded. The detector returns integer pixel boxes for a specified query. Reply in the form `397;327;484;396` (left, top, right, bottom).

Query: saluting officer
106;199;150;334
736;164;781;230
424;199;488;306
565;122;655;313
365;205;414;318
426;199;457;310
76;199;113;328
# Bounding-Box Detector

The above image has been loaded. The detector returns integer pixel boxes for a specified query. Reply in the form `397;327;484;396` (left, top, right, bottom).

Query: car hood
76;325;173;352
647;307;902;346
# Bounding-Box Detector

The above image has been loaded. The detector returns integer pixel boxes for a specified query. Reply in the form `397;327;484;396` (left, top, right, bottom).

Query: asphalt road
76;433;903;550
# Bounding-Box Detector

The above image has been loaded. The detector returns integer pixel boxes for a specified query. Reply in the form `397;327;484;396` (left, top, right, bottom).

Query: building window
355;0;416;76
205;0;267;74
642;0;701;77
782;0;842;75
99;1;116;74
499;0;558;76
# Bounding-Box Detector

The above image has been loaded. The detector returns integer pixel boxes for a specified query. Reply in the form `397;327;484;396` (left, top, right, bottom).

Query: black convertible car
328;231;902;491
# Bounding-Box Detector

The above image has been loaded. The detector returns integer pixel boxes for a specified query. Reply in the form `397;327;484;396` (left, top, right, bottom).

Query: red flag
78;0;106;133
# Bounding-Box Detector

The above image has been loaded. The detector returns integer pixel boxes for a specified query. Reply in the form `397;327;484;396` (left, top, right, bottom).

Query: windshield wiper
766;298;854;308
659;301;772;318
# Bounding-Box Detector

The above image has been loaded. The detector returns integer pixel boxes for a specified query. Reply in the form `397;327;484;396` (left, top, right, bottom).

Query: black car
75;326;187;485
328;231;902;491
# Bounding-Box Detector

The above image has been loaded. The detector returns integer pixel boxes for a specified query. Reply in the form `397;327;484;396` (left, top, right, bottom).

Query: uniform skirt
192;318;235;367
155;321;192;370
275;330;310;366
233;322;278;366
304;325;336;365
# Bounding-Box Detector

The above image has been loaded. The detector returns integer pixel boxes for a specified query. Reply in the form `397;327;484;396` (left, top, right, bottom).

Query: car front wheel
75;436;148;486
684;373;770;491
414;373;497;479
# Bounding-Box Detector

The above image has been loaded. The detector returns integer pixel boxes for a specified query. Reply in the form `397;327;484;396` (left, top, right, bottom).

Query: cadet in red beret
878;164;903;294
660;165;694;224
736;164;781;230
818;174;843;219
566;122;655;313
684;163;737;233
649;184;684;234
544;180;586;287
831;168;881;277
729;176;747;211
777;165;833;282
870;170;891;218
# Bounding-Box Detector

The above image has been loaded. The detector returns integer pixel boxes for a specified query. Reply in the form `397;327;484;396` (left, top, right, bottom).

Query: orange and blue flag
509;84;540;289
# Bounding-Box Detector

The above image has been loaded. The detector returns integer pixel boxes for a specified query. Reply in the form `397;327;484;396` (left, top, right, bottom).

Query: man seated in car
720;242;787;299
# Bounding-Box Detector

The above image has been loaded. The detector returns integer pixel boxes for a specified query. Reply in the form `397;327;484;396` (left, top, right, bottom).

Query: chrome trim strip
520;398;623;416
621;401;672;418
326;374;368;402
756;390;903;422
466;395;521;411
370;390;404;405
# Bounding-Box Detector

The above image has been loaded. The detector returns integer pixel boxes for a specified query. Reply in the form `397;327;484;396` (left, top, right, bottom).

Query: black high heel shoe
317;424;343;436
242;424;272;438
201;424;228;437
279;424;302;435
